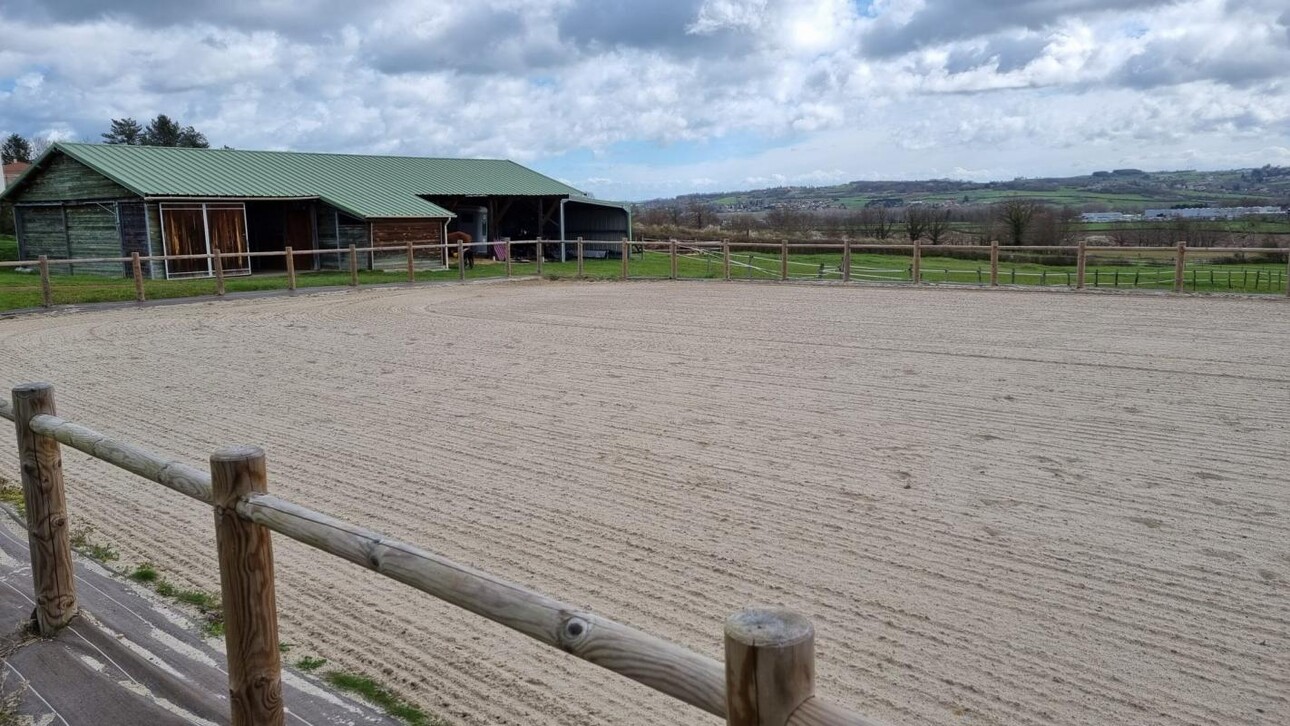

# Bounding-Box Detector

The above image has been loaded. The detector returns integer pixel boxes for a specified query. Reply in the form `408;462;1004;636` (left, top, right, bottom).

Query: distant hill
642;166;1290;213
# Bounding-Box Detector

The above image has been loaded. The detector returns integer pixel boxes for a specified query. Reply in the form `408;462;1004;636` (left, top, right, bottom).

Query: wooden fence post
457;240;466;281
213;247;226;296
725;608;814;726
722;240;731;281
38;255;52;308
505;239;512;278
670;241;678;280
1285;251;1290;298
406;240;416;283
912;240;922;284
536;239;544;276
284;247;296;292
210;446;284;726
1076;241;1086;290
1174;242;1185;293
778;240;788;281
132;252;146;302
842;239;851;283
990;241;999;286
348;244;358;287
621;239;629;280
576;237;584;278
12;383;77;635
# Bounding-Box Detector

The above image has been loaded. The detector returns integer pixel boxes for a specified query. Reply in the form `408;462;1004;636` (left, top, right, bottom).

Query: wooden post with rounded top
12;383;77;635
348;244;358;287
725;608;815;726
911;240;921;285
211;445;284;726
1076;241;1087;290
284;247;296;292
1174;242;1186;293
132;252;146;302
780;240;789;281
989;241;999;286
723;240;732;281
621;238;629;280
577;237;585;278
38;255;52;307
406;240;416;283
842;239;852;283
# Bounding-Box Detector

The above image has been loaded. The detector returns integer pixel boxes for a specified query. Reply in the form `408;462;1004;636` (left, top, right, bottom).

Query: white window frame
159;202;251;280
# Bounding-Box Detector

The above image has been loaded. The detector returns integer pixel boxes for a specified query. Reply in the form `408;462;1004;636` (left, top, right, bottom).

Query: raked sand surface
0;281;1287;725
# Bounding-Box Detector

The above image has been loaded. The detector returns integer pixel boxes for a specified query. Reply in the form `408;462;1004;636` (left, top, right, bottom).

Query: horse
447;231;475;269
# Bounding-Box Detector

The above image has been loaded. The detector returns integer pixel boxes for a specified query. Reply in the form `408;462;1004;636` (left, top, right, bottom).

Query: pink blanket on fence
493;242;507;261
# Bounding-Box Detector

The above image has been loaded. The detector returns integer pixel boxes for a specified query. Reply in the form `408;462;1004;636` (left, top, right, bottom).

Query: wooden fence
0;383;878;726
3;239;1289;309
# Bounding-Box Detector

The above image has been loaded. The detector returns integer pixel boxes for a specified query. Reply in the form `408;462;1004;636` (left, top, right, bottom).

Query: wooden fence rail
0;387;877;726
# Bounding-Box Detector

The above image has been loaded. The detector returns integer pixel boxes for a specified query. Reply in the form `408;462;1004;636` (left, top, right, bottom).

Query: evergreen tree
1;133;33;164
102;117;145;145
143;114;183;146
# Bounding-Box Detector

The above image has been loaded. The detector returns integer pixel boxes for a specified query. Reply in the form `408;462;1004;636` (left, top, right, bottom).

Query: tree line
1;114;212;165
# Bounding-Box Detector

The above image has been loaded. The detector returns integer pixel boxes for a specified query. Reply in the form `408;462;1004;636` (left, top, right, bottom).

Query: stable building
0;143;631;277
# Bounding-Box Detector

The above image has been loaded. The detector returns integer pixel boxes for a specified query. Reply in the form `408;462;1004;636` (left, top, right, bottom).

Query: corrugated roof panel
20;143;589;219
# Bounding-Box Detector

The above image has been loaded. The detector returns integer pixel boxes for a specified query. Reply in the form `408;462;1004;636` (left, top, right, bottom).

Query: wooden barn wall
65;205;123;276
315;207;344;269
15;207;65;260
118;202;149;276
339;222;368;270
370;219;443;270
13;154;135;203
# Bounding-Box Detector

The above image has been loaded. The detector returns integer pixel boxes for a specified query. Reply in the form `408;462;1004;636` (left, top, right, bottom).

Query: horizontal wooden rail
2;397;875;725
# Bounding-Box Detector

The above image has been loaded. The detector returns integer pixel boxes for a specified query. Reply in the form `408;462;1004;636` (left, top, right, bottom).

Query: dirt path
1;282;1286;725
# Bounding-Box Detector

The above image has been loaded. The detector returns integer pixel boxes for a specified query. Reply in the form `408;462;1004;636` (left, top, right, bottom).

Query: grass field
0;235;16;262
2;247;1286;311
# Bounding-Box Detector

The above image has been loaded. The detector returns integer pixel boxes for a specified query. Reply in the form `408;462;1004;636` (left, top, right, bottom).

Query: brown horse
447;231;475;268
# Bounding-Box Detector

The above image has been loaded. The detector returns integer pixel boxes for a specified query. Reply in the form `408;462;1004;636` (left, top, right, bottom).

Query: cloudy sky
1;0;1288;199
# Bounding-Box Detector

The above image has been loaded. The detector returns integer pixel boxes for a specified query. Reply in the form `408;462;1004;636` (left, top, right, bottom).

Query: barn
0;143;631;277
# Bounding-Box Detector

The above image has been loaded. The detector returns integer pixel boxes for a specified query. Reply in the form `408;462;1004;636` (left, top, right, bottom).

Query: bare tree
860;206;894;240
903;206;928;242
925;207;951;245
998;199;1039;245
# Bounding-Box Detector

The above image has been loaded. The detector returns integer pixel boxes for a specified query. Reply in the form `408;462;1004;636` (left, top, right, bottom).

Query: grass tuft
294;655;327;672
129;562;159;583
128;563;225;637
0;478;24;517
323;671;445;725
70;525;119;562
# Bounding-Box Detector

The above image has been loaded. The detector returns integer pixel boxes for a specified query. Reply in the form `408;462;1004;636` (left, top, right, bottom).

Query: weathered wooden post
912;240;922;284
1174;242;1186;293
842;239;852;283
12;383;77;635
38;255;52;308
535;239;544;276
670;241;678;280
457;240;466;281
990;241;999;286
576;237;584;278
722;240;731;281
505;239;513;278
780;240;788;281
284;247;296;292
621;239;629;280
1076;241;1086;290
210;445;284;726
406;240;416;283
348;244;358;287
132;252;146;302
1284;252;1290;298
213;246;226;296
725;608;814;726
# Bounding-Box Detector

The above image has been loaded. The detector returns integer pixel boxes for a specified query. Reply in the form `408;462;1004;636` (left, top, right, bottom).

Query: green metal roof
6;143;590;220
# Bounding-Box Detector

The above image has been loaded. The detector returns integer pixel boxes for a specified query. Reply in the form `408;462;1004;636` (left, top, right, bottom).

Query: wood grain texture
725;608;814;726
536;239;544;276
1174;242;1186;293
131;252;146;302
780;241;788;281
990;241;999;286
671;241;679;280
621;239;629;280
213;249;226;296
211;445;284;726
348;244;359;287
505;239;513;278
576;238;584;278
28;414;213;503
912;241;922;285
406;241;416;282
724;241;732;281
235;492;731;717
38;256;52;307
11;383;77;635
1076;242;1087;290
284;246;297;291
842;240;851;283
457;240;466;281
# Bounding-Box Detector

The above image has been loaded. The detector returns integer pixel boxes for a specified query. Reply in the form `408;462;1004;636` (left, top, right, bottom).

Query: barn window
159;202;251;279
